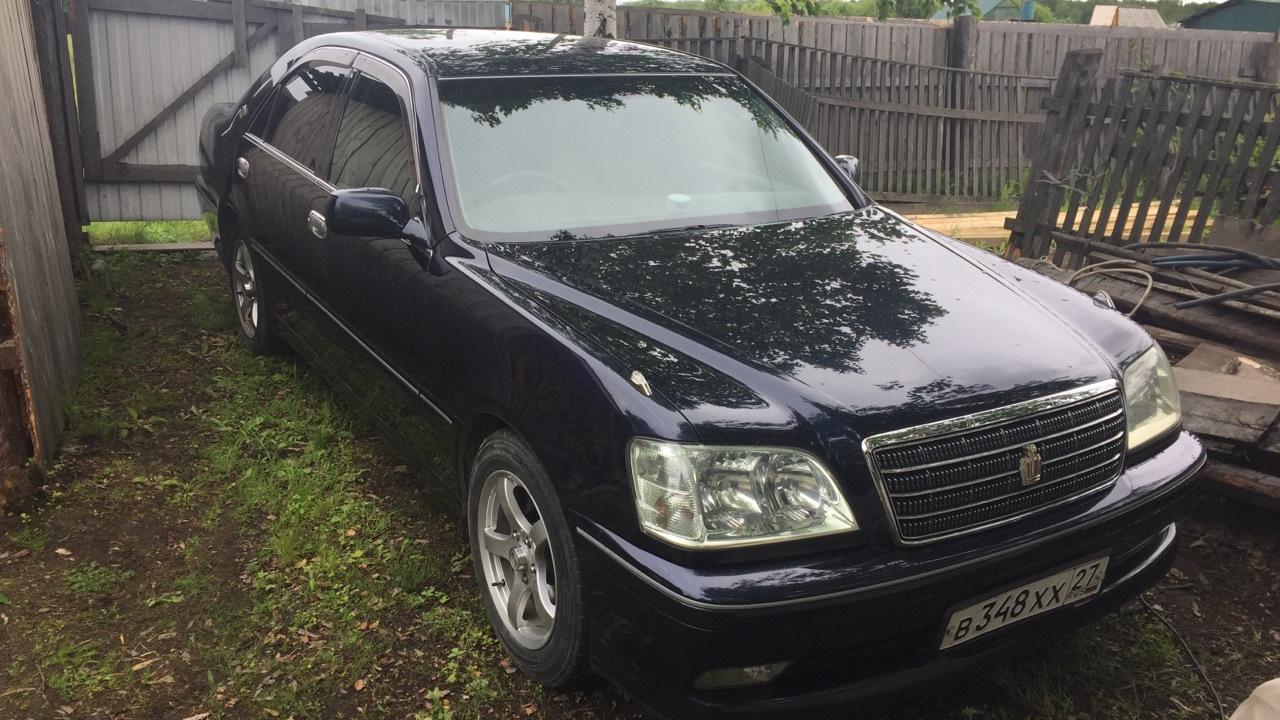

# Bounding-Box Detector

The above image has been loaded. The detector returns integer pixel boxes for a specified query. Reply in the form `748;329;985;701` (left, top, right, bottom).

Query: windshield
435;74;857;241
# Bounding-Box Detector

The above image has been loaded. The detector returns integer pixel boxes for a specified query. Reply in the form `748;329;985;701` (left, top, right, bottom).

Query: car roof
345;28;728;78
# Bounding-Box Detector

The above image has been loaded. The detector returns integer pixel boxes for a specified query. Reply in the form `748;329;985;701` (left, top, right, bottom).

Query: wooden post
0;0;82;504
948;15;977;196
1258;41;1280;85
67;0;101;178
29;0;87;249
290;5;304;47
232;0;248;67
1006;48;1102;259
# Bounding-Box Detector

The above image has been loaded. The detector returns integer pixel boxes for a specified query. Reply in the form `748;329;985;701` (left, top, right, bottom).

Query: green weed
65;561;133;597
88;220;209;246
36;635;124;700
7;522;50;552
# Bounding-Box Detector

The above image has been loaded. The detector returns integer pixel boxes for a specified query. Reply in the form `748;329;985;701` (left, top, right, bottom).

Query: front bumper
577;431;1204;720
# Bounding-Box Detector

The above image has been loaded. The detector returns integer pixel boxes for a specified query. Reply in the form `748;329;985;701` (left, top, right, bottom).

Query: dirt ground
0;255;1277;720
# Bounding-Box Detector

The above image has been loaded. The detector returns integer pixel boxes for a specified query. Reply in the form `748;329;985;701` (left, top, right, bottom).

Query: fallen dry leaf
354;678;366;691
54;548;72;556
523;703;537;715
181;713;210;720
132;657;160;671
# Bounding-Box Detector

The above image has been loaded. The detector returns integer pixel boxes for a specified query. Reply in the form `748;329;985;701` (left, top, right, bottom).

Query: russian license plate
939;555;1110;650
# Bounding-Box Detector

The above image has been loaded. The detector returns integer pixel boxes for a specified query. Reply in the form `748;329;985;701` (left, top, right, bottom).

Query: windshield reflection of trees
386;30;723;78
436;72;785;135
493;211;947;385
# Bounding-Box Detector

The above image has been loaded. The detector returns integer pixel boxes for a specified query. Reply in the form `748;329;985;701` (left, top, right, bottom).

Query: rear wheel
469;430;589;687
229;237;279;354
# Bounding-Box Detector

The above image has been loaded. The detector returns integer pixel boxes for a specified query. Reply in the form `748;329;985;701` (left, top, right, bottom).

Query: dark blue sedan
196;29;1204;719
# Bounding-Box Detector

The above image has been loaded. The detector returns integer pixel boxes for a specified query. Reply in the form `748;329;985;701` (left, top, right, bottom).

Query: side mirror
834;155;861;184
327;188;410;238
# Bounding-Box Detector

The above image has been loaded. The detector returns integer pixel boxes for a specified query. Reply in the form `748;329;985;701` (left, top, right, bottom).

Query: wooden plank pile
1018;228;1280;510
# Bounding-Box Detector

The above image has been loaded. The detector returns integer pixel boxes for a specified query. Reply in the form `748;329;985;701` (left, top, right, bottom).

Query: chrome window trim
243;47;355;146
862;379;1125;546
244;133;338;193
348;52;427;203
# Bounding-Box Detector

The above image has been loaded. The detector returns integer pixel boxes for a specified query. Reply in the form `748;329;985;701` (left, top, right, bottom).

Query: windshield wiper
649;223;735;236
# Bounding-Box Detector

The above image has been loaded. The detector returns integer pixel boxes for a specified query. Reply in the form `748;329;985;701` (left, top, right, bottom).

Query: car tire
468;429;589;688
228;236;280;355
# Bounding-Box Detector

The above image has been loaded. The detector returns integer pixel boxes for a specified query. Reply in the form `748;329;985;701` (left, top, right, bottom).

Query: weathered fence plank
1009;51;1280;264
0;0;82;505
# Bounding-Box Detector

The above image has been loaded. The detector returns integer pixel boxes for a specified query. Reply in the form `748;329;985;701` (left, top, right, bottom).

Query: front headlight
628;439;858;549
1122;344;1181;450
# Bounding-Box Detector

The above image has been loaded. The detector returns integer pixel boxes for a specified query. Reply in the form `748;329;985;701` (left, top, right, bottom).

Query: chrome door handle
236;156;249;179
308;210;327;239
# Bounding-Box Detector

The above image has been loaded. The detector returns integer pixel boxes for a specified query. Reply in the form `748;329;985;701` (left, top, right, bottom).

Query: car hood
481;208;1122;443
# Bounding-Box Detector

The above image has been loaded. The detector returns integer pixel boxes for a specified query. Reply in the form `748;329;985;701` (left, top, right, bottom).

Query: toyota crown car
196;29;1205;719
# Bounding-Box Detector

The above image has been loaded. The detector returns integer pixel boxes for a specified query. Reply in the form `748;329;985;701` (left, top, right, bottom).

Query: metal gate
66;0;508;222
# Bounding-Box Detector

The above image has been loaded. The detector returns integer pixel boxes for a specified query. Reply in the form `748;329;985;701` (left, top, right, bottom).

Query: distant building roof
1116;7;1166;26
1089;5;1118;24
1181;0;1280;32
1089;5;1166;26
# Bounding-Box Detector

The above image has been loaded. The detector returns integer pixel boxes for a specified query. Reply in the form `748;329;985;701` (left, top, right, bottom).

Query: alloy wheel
477;469;556;650
232;242;259;338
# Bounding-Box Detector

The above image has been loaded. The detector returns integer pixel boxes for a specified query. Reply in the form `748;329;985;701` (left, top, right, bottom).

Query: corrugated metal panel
295;0;509;28
87;8;278;221
87;0;509;222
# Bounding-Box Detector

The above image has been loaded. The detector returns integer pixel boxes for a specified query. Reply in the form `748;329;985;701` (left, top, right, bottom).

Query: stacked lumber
1015;228;1280;510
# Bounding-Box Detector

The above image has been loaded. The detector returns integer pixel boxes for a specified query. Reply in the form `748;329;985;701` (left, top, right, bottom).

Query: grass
40;252;512;717
87;220;209;246
65;561;133;597
8;521;50;552
36;634;125;700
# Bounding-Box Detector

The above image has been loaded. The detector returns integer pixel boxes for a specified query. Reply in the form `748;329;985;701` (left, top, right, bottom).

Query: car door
233;49;353;342
314;56;459;503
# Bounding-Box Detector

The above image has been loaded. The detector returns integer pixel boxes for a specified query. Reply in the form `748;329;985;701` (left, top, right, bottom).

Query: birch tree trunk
584;0;617;38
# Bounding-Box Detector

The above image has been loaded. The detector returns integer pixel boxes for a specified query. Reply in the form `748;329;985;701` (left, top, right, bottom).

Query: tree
763;0;820;23
877;0;978;19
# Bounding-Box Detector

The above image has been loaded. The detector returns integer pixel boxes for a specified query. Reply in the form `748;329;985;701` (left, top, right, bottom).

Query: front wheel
469;430;589;687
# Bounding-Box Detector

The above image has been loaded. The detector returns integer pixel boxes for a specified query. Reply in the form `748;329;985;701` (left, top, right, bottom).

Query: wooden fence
737;34;1054;200
512;3;1278;83
0;0;82;506
1008;48;1280;262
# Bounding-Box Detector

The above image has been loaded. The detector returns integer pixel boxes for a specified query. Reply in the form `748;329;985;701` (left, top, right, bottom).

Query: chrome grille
864;380;1124;544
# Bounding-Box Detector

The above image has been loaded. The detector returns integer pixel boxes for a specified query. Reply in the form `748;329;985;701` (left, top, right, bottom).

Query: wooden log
1200;460;1280;512
1173;366;1280;444
1142;325;1205;356
92;242;214;252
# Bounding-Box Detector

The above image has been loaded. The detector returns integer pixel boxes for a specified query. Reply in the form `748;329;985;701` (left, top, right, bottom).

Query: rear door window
256;63;349;175
328;72;417;205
